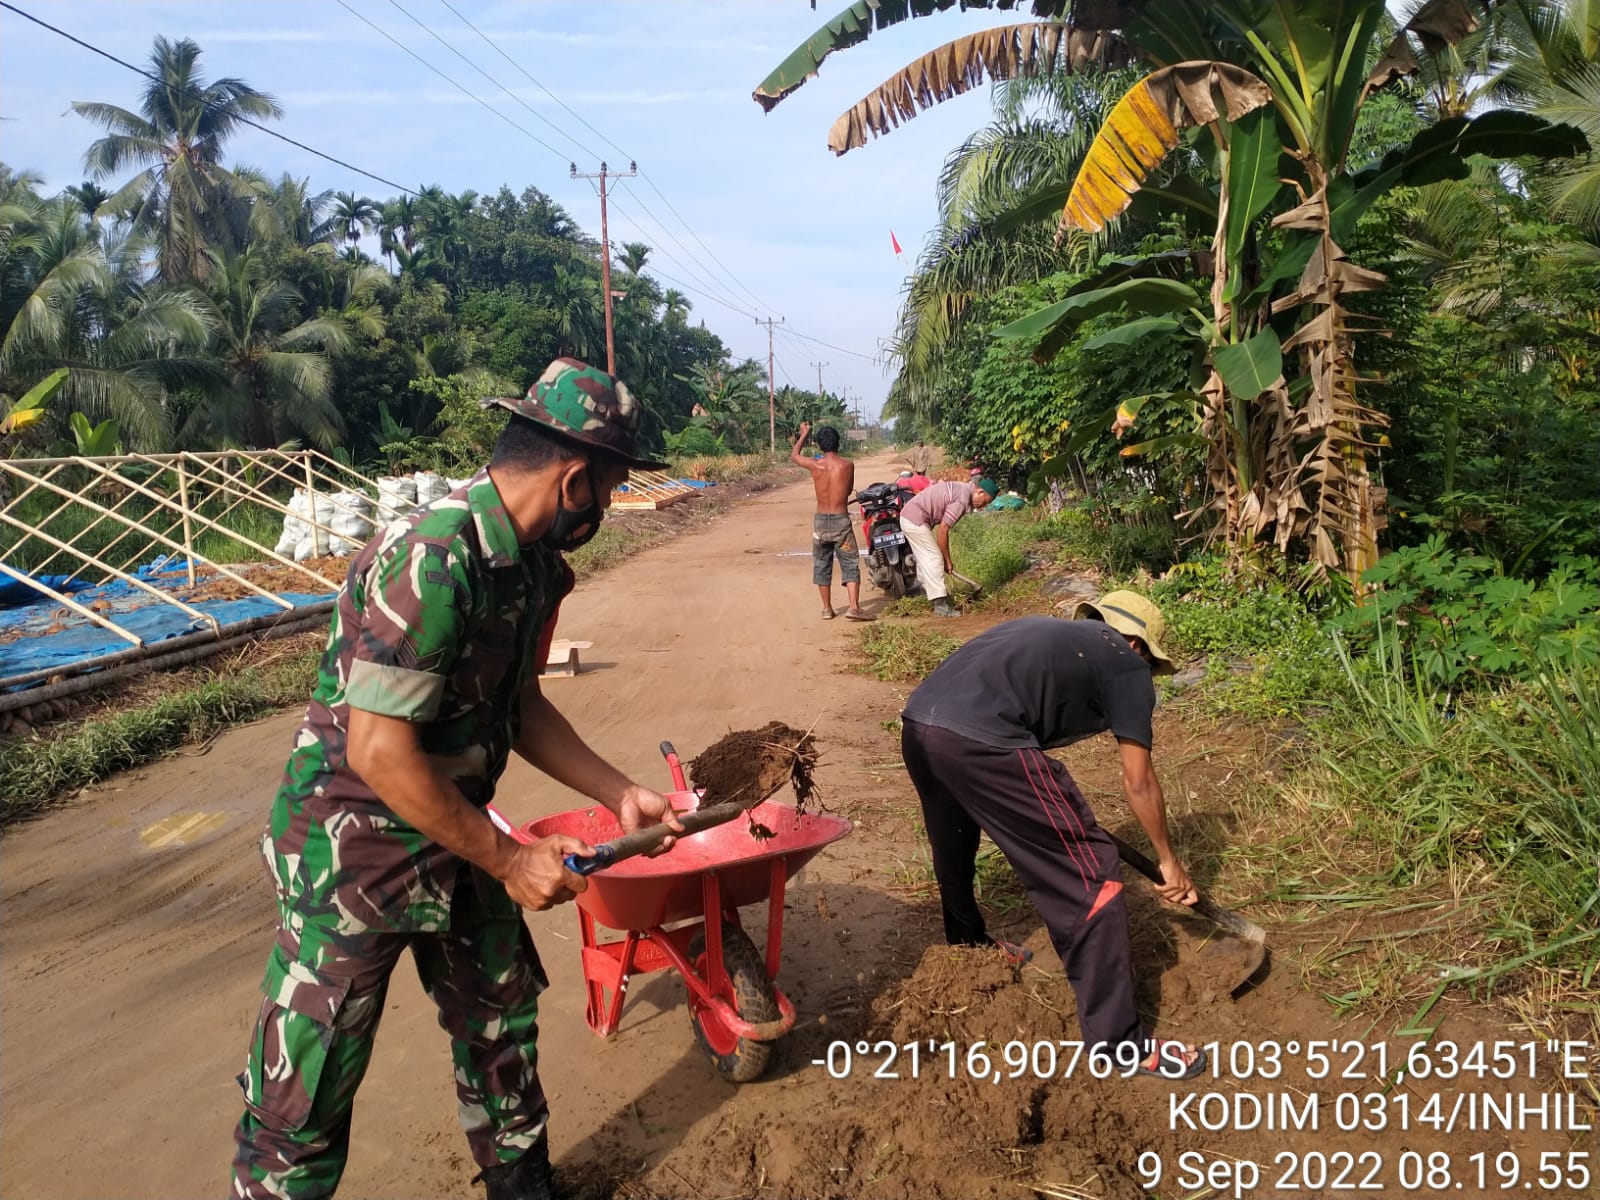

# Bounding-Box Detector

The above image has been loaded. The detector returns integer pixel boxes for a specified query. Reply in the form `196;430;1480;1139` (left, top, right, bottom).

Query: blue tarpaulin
0;557;334;683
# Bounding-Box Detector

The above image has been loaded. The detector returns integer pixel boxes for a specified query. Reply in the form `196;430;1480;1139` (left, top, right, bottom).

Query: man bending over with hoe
230;359;684;1200
900;475;995;617
899;592;1208;1079
792;421;872;621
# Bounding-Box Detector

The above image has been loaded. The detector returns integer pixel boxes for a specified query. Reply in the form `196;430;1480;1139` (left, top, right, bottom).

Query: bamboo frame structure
0;449;401;691
609;469;698;510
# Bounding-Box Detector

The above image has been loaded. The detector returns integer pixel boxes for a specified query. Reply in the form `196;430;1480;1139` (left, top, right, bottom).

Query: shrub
1336;536;1600;688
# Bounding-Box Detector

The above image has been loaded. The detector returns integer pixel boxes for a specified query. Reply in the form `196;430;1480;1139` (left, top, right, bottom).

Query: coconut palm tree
618;240;652;274
260;174;338;248
199;249;350;449
72;36;283;284
1;188;215;449
1499;0;1600;234
63;181;112;230
542;264;603;361
662;288;692;328
332;191;381;246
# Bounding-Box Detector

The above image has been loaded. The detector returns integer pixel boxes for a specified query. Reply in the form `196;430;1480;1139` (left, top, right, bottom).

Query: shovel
1110;833;1268;994
946;568;983;597
561;740;788;876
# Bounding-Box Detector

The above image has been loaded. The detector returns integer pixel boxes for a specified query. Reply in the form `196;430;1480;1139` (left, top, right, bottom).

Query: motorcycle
854;481;919;599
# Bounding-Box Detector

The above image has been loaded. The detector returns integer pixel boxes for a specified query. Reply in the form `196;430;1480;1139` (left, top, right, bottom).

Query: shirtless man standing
792;422;873;622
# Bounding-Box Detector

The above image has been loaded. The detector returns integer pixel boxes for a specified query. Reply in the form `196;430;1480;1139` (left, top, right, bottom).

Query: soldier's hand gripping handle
498;834;594;911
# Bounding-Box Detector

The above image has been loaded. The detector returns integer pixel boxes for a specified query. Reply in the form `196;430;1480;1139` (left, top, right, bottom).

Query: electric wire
386;0;778;334
334;0;570;166
0;0;417;195
604;191;763;322
584;181;763;324
387;0;595;162
433;0;777;317
776;325;879;364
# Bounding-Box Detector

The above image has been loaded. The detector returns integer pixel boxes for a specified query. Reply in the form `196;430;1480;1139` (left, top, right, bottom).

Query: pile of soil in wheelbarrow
688;721;818;809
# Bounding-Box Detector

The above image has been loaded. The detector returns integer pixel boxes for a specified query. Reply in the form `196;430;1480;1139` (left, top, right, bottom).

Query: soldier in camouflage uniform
232;359;682;1200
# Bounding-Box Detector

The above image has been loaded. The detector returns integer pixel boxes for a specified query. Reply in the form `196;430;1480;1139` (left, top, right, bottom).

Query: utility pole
570;159;637;376
756;316;784;451
811;360;828;422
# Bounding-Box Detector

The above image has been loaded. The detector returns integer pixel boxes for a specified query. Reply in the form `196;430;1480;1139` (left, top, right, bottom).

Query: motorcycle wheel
884;554;907;599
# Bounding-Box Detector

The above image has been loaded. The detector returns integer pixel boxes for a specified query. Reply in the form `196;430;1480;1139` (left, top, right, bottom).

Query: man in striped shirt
900;476;996;616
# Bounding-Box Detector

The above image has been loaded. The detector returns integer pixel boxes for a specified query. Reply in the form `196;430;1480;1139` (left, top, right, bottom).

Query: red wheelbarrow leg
701;872;728;998
765;857;786;982
578;907;637;1037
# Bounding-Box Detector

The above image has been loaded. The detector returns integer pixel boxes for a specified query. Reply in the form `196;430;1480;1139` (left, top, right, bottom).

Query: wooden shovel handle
1109;833;1266;944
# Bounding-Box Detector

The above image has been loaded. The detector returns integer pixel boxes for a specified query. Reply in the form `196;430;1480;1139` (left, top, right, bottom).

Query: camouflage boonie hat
483;357;668;470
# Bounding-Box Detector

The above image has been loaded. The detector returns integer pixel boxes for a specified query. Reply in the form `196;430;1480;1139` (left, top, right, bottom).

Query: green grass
0;646;319;828
858;624;960;681
949;510;1035;592
1318;635;1598;972
667;451;784;483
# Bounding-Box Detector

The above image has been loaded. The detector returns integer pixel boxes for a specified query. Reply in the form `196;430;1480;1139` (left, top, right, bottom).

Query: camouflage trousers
231;869;549;1199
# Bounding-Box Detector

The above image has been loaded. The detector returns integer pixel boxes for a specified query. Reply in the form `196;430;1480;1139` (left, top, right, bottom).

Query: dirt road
3;454;1592;1199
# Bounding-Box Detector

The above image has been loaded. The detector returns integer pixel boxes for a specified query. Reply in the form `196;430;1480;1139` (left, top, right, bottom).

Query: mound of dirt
688;721;818;809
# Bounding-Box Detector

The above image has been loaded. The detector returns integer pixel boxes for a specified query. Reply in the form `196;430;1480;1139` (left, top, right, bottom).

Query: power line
387;0;595;163
0;0;417;195
614;179;770;318
374;0;774;331
582;184;780;345
604;191;764;322
637;171;776;315
436;0;632;161
777;325;878;364
334;0;570;166
647;266;764;322
433;0;775;317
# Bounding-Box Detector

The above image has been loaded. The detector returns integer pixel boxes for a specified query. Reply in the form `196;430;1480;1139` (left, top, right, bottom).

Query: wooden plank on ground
609;470;697;511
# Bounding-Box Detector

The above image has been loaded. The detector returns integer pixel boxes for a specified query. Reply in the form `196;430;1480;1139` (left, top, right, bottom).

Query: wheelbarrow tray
523;795;852;931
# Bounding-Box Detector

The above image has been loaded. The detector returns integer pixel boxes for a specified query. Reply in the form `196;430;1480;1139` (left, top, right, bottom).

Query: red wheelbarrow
501;743;851;1082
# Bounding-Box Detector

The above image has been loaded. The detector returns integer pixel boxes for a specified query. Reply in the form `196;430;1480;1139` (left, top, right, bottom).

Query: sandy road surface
0;452;924;1198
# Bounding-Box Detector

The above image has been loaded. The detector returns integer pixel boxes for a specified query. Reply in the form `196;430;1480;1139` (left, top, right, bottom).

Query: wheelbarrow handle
562;800;751;876
659;740;688;791
1109;833;1266;945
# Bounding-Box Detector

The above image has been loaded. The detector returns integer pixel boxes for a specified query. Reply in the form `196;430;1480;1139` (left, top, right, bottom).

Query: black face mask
540;463;604;553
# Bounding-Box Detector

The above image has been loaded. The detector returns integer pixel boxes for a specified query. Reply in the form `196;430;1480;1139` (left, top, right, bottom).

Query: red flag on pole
890;230;903;256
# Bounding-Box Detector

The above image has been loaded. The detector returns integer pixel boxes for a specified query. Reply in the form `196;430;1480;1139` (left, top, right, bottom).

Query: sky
0;0;1040;424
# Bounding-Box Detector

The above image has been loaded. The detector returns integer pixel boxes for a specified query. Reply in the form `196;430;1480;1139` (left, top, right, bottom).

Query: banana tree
1;367;68;441
756;0;1588;578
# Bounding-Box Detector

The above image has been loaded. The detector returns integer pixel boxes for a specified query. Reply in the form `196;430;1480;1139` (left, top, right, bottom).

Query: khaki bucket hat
1071;590;1176;675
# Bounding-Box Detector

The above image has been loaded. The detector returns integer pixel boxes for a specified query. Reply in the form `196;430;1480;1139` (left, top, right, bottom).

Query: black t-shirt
901;616;1155;750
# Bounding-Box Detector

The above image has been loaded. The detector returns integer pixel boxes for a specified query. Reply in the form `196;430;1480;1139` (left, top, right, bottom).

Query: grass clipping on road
689;721;819;811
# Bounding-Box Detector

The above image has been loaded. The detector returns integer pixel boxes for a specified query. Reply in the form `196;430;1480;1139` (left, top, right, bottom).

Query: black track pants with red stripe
901;719;1144;1051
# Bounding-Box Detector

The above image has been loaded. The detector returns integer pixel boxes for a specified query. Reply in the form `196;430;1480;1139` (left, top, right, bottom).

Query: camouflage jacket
263;469;572;936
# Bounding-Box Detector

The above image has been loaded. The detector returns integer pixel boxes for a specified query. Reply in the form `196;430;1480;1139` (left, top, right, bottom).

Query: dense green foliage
869;1;1598;589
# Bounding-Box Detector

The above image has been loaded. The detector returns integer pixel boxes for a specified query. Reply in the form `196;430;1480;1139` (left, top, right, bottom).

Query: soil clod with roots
688;720;819;810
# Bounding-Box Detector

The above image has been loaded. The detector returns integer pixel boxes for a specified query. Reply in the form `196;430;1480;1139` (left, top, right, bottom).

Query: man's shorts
812;513;860;585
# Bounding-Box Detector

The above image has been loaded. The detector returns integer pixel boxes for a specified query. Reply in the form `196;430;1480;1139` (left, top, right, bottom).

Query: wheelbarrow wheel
687;926;779;1083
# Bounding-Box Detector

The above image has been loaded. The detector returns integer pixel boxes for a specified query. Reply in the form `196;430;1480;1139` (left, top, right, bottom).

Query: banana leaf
1212;327;1283;401
992;277;1198;360
753;0;1070;112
